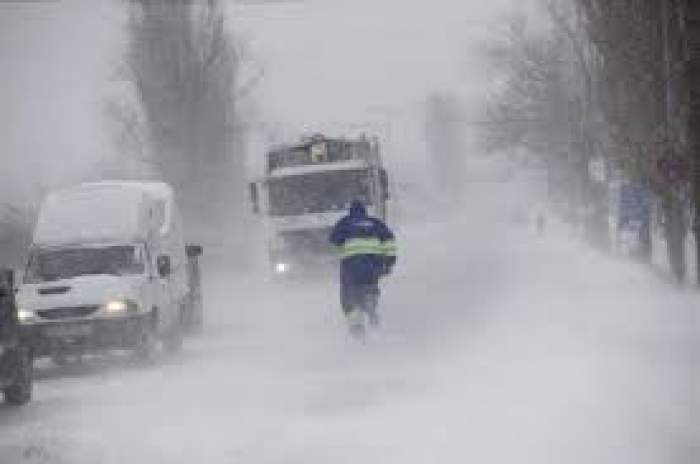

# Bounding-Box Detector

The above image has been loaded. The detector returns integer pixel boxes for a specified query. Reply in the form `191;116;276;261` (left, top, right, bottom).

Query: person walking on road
330;200;396;336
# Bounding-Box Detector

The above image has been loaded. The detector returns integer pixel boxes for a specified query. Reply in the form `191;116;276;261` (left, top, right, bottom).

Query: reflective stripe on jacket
381;239;397;257
330;201;397;283
339;237;384;258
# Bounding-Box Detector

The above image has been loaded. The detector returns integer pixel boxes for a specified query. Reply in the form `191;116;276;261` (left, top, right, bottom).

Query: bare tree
103;75;154;179
482;0;700;282
123;0;244;237
480;9;611;244
575;0;689;281
481;15;573;158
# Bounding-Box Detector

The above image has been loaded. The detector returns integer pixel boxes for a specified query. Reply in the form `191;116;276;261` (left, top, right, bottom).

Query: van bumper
19;315;148;357
0;344;26;387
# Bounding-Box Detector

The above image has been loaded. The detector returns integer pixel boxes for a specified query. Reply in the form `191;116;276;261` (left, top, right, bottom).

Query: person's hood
349;200;367;218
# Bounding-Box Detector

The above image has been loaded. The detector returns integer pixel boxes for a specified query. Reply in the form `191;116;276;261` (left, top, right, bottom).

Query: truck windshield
25;245;145;283
269;169;372;217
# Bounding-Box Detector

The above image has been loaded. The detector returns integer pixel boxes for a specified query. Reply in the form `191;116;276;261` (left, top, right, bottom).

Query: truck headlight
17;309;35;322
103;300;137;313
275;262;289;274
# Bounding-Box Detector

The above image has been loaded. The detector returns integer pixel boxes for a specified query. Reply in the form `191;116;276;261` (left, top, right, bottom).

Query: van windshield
25;245;145;283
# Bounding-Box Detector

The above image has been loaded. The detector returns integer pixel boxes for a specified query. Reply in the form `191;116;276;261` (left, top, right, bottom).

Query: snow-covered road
0;212;697;464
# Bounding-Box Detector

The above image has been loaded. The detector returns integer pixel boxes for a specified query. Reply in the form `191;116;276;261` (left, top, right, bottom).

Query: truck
0;270;32;405
17;181;203;362
249;134;390;277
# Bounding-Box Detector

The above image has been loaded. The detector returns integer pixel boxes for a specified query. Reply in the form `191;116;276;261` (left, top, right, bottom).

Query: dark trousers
339;257;383;325
340;279;380;325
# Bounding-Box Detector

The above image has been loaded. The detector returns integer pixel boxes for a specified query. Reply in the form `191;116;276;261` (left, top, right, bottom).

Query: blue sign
619;184;650;229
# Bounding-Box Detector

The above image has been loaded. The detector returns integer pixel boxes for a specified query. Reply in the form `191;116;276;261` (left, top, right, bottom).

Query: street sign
618;183;650;229
588;156;606;183
657;156;688;183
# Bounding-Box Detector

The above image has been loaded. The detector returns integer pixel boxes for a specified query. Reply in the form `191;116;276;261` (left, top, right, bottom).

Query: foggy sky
231;0;529;124
229;0;535;179
0;0;121;205
0;0;535;201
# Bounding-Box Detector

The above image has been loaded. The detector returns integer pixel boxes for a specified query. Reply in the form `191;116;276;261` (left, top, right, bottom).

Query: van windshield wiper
81;271;121;278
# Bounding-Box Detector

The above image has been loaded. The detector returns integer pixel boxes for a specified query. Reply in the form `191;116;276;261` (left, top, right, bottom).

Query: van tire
3;349;32;406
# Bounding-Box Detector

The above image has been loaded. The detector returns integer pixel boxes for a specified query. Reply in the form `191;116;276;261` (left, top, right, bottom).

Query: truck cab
250;134;390;278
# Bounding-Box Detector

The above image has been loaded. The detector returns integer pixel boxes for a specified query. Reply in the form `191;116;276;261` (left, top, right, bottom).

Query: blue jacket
330;201;396;284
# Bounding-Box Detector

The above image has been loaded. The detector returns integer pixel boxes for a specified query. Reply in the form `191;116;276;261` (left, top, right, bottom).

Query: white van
17;181;196;361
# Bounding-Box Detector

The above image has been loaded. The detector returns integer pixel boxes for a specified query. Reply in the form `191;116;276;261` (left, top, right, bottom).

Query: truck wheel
187;293;203;334
163;307;184;354
134;313;158;362
3;349;32;406
192;310;203;333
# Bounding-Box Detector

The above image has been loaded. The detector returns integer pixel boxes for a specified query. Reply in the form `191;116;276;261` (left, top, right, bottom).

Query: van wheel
3;349;32;406
134;313;158;362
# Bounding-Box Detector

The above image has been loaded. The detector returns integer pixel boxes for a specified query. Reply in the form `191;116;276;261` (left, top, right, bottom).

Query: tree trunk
587;178;611;251
663;192;687;283
686;1;700;285
638;219;653;262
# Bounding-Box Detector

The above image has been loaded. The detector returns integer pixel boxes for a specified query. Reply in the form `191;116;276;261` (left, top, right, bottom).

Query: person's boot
346;309;365;339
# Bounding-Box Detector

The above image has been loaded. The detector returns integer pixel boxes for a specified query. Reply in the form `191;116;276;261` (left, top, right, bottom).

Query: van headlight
17;309;35;322
103;300;137;314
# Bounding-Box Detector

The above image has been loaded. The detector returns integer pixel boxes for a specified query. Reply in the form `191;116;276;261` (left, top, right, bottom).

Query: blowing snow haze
0;0;119;193
234;0;528;176
0;1;698;464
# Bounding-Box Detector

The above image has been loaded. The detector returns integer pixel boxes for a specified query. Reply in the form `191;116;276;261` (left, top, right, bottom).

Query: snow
82;181;177;236
81;181;173;201
1;1;697;462
33;185;149;247
1;196;697;463
32;182;174;247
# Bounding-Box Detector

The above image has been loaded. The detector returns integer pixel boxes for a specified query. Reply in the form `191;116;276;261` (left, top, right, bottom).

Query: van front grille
37;306;99;320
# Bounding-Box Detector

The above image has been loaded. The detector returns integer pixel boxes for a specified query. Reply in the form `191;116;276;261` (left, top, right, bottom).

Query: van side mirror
157;255;171;278
249;182;260;214
186;244;203;257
